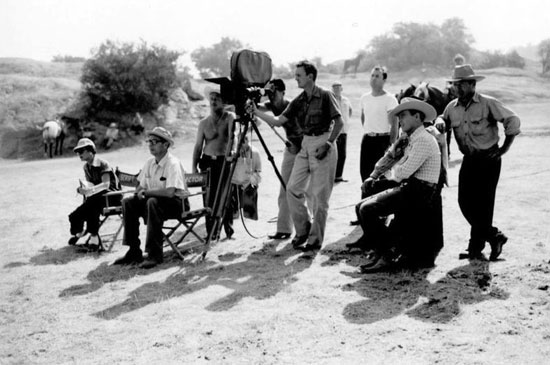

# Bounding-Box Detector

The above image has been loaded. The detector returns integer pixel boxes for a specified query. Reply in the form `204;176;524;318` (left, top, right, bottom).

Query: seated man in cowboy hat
352;98;442;273
69;138;120;251
436;64;521;261
114;127;189;269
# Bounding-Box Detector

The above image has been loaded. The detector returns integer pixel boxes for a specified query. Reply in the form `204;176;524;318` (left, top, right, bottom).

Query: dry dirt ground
1;98;550;364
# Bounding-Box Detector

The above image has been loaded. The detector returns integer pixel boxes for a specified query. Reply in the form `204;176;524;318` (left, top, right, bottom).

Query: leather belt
202;155;224;160
304;130;329;136
365;132;390;137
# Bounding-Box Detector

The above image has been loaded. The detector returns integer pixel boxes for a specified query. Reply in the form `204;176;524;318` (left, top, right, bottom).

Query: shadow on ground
78;241;312;319
4;244;107;269
321;232;509;324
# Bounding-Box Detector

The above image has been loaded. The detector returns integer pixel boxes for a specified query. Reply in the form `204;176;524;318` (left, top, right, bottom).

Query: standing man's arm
316;116;343;160
192;121;205;173
389;113;398;143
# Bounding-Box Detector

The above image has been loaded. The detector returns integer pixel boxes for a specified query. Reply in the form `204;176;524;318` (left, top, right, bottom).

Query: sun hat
109;122;117;128
147;126;174;146
332;80;343;87
73;138;96;153
447;64;485;82
390;97;437;123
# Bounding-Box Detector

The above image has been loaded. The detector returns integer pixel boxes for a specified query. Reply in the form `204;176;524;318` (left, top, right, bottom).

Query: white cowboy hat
147;126;174;147
447;64;485;82
390;97;437;123
73;138;96;153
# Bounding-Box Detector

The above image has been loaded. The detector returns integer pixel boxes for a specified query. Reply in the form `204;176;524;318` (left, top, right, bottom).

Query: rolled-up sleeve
488;98;521;136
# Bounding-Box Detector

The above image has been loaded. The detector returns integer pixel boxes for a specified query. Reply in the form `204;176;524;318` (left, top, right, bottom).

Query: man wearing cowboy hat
352;98;442;273
69;138;120;251
114;127;189;269
192;86;236;239
436;64;521;261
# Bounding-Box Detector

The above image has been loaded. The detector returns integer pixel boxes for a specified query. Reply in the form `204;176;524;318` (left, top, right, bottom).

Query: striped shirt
371;126;441;184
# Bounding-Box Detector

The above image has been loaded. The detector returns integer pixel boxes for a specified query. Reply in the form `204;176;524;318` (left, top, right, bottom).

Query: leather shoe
113;249;143;265
139;258;162;269
489;232;508;261
360;256;391;273
459;251;487;261
291;235;308;249
298;241;321;252
350;220;359;226
68;236;79;246
268;232;291;240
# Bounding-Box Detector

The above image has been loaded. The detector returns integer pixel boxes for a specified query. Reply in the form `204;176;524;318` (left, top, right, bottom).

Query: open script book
79;180;108;198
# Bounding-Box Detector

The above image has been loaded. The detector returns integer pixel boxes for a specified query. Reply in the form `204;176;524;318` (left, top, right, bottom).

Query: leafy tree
191;37;245;78
80;40;180;119
365;18;475;71
538;39;550;74
440;18;474;65
505;50;525;69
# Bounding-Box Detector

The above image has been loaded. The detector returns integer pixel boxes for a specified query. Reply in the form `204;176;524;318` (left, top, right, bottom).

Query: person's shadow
321;232;509;324
78;241;313;319
4;244;106;269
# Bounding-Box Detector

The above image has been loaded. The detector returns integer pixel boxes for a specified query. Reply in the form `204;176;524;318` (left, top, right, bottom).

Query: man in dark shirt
437;64;521;261
258;79;304;240
254;61;343;251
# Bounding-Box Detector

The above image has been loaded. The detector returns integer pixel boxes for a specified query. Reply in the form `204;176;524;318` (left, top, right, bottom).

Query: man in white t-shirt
332;81;353;183
359;66;398;198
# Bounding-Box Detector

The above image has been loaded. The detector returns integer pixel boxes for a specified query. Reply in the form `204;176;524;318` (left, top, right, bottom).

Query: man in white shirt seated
113;127;189;269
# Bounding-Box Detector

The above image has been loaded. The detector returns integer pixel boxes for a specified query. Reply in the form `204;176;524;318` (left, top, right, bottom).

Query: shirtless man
192;87;235;238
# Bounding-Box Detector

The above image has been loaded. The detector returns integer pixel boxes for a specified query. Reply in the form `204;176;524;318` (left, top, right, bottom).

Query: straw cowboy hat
147;126;174;147
73;138;96;153
447;64;486;82
390;97;437;123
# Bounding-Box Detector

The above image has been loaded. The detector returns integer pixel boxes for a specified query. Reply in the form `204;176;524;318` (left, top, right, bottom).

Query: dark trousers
458;150;502;253
121;196;182;262
335;133;347;179
69;194;107;235
199;156;233;237
356;178;442;265
360;134;391;198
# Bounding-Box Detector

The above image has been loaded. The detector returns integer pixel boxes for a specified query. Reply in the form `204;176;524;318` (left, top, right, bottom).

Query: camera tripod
202;108;287;257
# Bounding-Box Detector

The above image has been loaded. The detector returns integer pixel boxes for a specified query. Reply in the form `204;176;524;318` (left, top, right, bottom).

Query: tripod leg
250;120;286;190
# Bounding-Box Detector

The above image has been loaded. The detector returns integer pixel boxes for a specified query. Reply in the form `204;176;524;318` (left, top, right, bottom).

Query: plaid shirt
370;126;441;184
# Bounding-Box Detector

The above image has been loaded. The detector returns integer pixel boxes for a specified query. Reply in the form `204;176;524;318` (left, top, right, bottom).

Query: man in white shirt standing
332;81;353;183
359;66;398;198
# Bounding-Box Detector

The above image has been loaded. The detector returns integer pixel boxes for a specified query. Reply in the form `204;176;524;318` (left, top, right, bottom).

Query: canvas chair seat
162;170;212;260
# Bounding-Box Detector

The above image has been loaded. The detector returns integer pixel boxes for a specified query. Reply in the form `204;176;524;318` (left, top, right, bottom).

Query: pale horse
41;119;66;158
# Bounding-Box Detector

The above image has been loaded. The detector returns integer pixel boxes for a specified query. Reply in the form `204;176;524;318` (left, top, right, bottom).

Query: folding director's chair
162;170;213;260
94;168;140;251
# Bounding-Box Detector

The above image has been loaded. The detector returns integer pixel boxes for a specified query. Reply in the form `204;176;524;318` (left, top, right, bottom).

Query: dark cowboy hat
447;64;485;82
390;97;437;123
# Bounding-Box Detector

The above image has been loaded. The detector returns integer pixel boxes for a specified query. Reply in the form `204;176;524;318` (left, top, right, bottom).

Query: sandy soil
1;101;549;364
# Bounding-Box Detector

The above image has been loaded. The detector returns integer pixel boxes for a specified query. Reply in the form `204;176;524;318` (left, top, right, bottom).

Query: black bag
230;50;272;87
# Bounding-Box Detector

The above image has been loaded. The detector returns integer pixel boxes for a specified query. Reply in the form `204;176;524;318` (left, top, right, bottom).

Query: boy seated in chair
113;127;189;269
69;138;120;251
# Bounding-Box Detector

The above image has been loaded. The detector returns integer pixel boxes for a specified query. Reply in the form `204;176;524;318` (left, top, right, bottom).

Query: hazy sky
1;0;548;67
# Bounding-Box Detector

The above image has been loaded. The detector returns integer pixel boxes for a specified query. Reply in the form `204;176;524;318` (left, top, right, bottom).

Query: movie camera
203;50;286;249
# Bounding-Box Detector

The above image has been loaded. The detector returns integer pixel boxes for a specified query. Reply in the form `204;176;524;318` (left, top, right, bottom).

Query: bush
80;40;180;123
